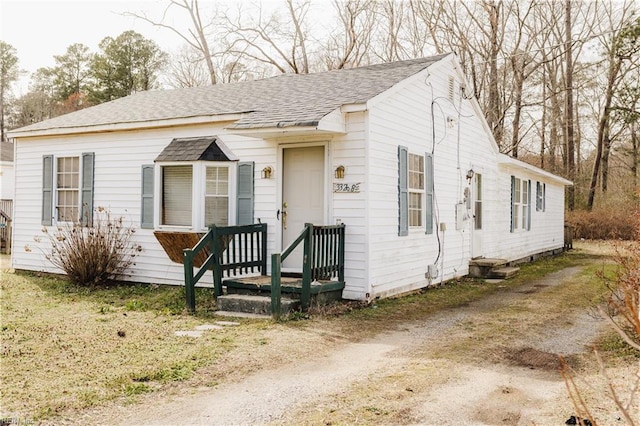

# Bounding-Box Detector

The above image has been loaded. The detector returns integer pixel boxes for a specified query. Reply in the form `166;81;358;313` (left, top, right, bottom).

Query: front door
471;173;483;258
281;146;325;269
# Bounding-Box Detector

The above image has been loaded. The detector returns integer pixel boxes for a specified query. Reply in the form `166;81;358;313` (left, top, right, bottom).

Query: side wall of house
12;124;279;286
486;165;566;260
361;61;566;300
364;61;500;299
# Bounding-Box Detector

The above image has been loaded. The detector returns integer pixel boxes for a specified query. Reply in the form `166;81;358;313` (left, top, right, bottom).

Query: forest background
1;0;638;236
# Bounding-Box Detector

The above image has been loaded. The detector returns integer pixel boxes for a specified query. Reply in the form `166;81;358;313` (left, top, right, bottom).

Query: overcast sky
0;0;198;94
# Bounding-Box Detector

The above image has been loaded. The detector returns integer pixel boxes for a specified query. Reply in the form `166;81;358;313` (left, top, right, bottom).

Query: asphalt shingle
13;54;450;134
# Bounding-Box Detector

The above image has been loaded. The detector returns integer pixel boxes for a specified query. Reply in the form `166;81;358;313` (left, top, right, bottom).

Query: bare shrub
566;207;637;240
562;211;640;425
42;207;141;286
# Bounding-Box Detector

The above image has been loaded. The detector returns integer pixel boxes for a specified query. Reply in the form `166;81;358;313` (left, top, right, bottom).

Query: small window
536;182;546;212
204;166;229;226
512;177;530;231
162;165;193;226
56;156;80;222
474;174;482;230
408;153;424;227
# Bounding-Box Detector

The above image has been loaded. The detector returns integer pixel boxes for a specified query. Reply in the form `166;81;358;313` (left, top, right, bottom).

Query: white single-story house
8;53;571;301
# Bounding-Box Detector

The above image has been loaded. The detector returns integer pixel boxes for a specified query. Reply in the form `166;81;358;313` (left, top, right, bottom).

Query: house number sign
333;182;361;193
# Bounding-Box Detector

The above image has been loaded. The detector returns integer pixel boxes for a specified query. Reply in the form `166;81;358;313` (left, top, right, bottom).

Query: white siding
12;124;279;285
329;111;368;299
361;58;566;300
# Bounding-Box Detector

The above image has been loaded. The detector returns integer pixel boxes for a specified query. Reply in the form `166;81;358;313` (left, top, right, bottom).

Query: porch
181;222;346;318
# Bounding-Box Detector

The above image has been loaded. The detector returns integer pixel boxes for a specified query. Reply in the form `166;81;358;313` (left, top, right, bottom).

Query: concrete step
468;258;509;278
217;294;300;316
488;266;520;279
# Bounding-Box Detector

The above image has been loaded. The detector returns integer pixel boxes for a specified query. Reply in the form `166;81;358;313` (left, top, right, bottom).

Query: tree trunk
602;134;611;192
587;58;620;210
540;65;547;169
486;0;502;148
565;0;575;210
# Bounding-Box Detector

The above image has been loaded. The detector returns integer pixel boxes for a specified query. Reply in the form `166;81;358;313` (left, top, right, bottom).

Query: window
42;153;94;226
56;156;79;222
536;181;546;212
204;166;229;226
154;161;253;230
474;174;482;230
408;153;424;227
511;177;531;232
161;165;193;226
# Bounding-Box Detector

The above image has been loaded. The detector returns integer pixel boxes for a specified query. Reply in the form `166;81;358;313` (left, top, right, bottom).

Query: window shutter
542;183;546;212
425;152;434;235
236;162;254;225
398;146;408;236
42;155;54;226
80;152;95;226
527;179;532;231
510;175;515;233
141;165;154;229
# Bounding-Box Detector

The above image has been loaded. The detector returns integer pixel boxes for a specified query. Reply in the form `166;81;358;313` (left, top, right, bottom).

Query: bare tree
127;0;219;84
221;0;314;74
322;0;375;70
587;4;639;210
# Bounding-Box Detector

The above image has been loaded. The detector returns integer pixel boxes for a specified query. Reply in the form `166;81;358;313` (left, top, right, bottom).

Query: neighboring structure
8;54;571;300
0;141;14;254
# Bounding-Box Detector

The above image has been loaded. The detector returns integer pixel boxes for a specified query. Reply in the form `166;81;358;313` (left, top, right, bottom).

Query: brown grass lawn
0;242;633;422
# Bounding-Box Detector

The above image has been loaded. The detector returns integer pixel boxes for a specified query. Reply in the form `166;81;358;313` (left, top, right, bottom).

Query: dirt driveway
65;260;632;426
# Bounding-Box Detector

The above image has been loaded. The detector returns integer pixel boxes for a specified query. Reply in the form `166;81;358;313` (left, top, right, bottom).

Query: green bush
42;208;141;286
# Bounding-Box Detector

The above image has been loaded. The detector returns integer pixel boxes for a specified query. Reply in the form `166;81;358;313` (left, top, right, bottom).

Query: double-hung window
511;176;531;232
408;154;424;227
56;156;80;222
398;146;433;236
204;166;229;227
42;153;94;226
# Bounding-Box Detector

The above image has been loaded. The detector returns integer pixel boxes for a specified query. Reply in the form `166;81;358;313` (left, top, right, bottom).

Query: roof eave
8;113;246;139
225;110;347;138
498;154;573;186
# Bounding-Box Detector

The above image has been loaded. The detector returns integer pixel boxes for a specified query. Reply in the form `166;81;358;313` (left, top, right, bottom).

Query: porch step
468;258;508;278
487;266;520;279
217;294;300;316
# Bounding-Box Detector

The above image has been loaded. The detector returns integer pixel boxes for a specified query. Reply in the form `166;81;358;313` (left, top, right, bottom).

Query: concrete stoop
217;294;300;316
469;258;520;280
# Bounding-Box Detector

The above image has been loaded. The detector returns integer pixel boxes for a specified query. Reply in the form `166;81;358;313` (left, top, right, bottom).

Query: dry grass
0;243;623;423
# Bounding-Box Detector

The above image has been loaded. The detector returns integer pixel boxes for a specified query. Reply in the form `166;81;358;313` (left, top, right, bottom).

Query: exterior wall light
261;166;273;179
335;165;345;179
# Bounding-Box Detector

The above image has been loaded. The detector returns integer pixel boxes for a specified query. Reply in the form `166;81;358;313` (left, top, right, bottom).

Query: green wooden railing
271;223;345;319
183;223;267;312
183;222;345;319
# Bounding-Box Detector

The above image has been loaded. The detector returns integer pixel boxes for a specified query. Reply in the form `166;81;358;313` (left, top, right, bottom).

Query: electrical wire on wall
427;77;476;282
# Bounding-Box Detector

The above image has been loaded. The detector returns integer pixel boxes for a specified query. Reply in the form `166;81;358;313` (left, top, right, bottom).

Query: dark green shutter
398;146;408;236
543;183;546;212
236;162;254;225
141;165;154;229
42;155;54;226
80;152;95;226
425;153;434;235
510;175;515;233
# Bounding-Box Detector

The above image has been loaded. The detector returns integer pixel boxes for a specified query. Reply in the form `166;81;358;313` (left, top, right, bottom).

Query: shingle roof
13;54;450;134
155;136;236;162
